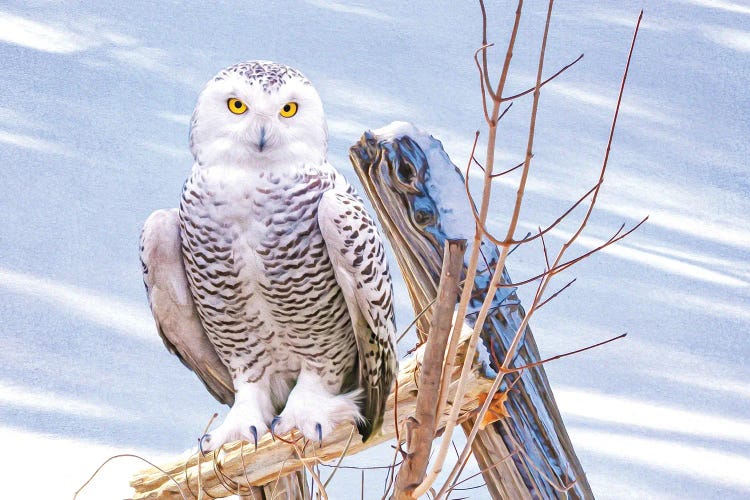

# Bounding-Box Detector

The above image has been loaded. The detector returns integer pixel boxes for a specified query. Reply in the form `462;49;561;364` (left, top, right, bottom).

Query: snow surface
1;1;749;498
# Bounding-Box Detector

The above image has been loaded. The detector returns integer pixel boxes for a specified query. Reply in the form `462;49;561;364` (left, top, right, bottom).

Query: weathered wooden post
349;123;593;499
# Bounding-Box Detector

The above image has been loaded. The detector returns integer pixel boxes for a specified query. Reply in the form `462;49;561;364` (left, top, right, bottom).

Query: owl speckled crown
214;60;311;94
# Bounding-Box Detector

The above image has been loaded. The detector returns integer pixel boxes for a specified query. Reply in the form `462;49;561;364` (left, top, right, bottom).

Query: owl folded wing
317;187;398;440
140;208;235;406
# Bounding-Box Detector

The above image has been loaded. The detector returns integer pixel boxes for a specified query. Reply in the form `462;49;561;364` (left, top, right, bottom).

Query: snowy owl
140;61;397;452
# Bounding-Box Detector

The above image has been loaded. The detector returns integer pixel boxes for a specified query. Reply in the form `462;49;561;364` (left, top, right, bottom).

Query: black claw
270;416;280;440
199;433;211;456
315;423;323;447
249;425;258;451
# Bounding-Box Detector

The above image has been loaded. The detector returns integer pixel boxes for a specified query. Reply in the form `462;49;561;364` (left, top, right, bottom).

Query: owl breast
179;164;358;389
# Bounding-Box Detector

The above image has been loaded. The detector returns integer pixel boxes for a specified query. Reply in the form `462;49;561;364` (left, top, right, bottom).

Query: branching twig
479;0;496;102
493;217;648;289
499;333;627;375
291;440;327;500
434;0;556;495
536;278;576;309
501;53;584;102
410;2;527;497
437;9;644;498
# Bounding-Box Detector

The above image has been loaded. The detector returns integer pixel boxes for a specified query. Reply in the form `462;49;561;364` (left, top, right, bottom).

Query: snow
0;425;172;499
374;121;478;243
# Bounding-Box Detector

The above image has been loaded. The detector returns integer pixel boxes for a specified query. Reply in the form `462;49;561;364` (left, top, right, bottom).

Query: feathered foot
273;370;362;444
200;381;274;452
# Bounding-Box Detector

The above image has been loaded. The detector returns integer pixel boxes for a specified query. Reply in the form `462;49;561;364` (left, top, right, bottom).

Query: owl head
189;61;328;168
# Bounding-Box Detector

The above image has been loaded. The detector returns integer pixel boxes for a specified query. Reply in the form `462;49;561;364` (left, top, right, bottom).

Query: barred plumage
140;61;396;450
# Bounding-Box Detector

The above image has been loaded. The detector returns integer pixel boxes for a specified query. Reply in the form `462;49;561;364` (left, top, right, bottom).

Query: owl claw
315;423;323;447
249;426;258;451
199;433;211;456
270;416;281;440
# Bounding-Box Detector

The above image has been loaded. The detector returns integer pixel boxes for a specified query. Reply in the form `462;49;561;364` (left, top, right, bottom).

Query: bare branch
322;428;355;489
501;420;580;493
130;325;495;499
469;179;602;248
76;454;189;500
494;217;649;289
536;278;576;309
493;0;524;106
500;333;627;375
501;53;584;102
291;441;328;500
412;2;529;496
397;296;439;343
508;232;531;257
490;159;525;178
448;15;646;496
447;449;517;491
478;0;496;101
539;226;551;271
394;241;467;499
474;43;495;123
497;102;513;123
472;156;486;173
435;1;556;494
561;10;644;247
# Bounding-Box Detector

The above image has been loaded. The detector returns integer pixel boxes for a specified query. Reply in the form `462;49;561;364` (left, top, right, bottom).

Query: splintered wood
130;324;491;499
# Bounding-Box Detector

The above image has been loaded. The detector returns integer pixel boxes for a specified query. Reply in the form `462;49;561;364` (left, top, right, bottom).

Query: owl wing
140;208;235;406
318;187;398;441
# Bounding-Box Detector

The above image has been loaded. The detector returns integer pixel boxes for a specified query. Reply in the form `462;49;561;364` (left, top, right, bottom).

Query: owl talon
249;425;258;451
199;433;211;456
270;416;281;440
315;423;323;447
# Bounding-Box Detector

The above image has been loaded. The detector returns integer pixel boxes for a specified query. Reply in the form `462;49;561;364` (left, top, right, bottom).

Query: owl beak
257;126;267;152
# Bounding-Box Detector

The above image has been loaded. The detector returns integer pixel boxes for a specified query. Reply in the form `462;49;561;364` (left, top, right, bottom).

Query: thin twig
382;421;407;499
411;2;527;497
197;413;218;499
503;421;579;493
501;53;584;102
322;427;356;489
440;9;644;497
474;43;495;123
490;159;525;178
540;226;551;270
292;441;328;500
500;333;627;375
397;296;439;342
467;181;601;248
74;454;189;500
563;10;645;248
479;0;497;101
435;1;555;495
535;278;576;309
493;217;648;288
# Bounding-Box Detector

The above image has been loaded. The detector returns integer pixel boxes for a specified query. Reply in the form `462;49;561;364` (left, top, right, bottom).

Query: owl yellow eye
227;98;247;114
280;102;298;118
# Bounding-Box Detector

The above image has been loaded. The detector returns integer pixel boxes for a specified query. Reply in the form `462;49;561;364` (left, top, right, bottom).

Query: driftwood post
349;123;594;498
